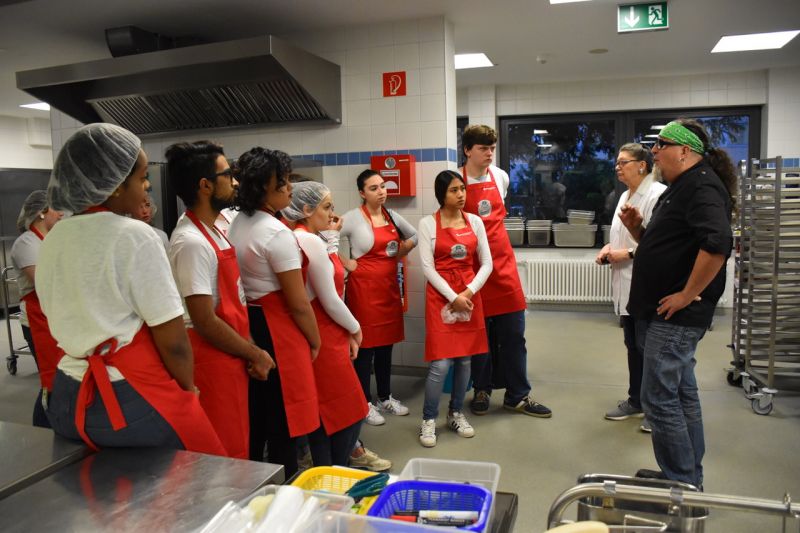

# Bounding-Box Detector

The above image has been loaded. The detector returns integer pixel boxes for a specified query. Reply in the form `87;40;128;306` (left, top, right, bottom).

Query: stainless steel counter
0;448;283;532
0;421;89;500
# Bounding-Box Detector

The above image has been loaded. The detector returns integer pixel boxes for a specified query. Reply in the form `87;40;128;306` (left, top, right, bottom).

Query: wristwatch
627;248;635;259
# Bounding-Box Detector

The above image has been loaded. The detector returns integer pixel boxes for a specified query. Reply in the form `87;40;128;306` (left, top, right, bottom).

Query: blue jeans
423;356;472;420
637;318;706;487
46;370;183;449
471;310;531;405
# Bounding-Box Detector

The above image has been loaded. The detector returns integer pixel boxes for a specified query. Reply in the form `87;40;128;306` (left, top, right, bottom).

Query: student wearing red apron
461;124;552;419
10;190;64;427
283;181;369;465
166;141;275;459
36;124;225;455
417;171;493;447
229;147;322;478
340;170;418;426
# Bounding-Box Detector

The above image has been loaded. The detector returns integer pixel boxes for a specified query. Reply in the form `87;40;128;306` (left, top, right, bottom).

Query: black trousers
622;315;644;409
247;306;298;479
307;419;363;467
353;344;393;404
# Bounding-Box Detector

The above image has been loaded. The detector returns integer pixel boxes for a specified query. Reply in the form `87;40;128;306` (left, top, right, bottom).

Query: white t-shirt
168;214;245;328
152;227;170;250
610;173;667;316
228;210;302;300
295;230;359;334
216;208;239;237
9;230;41;326
464;164;510;199
36;213;184;382
418;213;493;302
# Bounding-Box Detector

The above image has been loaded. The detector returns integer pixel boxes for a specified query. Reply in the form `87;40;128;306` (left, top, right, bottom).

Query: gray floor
2;308;799;532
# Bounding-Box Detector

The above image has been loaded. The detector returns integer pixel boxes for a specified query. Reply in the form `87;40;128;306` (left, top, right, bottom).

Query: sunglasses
654;138;680;149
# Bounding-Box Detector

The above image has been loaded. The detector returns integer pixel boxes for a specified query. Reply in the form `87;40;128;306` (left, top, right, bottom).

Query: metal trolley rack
2;266;32;375
727;156;800;415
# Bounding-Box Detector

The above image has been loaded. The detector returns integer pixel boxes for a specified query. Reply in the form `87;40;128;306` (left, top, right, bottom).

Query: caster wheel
7;358;17;376
751;397;773;416
726;372;742;387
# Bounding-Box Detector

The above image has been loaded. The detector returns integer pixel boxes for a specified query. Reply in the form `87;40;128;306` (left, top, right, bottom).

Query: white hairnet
16;190;48;233
48;123;142;214
282;181;331;221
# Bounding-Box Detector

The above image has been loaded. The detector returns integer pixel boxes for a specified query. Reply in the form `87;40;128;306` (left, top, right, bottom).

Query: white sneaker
447;411;475;438
349;447;392;472
419;419;437;447
365;402;386;426
379;395;410;416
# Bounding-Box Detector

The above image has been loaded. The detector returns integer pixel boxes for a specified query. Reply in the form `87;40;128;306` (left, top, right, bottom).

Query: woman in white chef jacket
36;123;225;454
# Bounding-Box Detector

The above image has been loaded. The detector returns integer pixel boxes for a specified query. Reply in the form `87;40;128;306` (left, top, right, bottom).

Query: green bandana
658;122;705;155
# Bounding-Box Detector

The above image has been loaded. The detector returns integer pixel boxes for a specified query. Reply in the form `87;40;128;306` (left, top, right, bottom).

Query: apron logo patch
386;240;399;257
478;199;492;217
450;244;468;260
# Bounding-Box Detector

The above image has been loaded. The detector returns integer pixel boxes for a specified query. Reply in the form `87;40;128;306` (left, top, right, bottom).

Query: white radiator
522;259;612;303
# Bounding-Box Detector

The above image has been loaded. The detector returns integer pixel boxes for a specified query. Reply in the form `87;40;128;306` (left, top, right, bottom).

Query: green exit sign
618;2;669;33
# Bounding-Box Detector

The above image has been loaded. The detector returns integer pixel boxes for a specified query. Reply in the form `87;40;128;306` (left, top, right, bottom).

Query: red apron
425;211;488;360
462;167;526;317
184;210;250;459
73;324;226;455
21;226;63;391
296;226;368;435
344;205;404;348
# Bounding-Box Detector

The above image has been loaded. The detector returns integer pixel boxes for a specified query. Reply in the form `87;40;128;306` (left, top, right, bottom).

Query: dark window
499;106;761;245
501;114;619;221
456;116;468;167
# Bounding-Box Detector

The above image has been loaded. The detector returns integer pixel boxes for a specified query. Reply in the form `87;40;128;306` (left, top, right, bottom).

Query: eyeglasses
615;159;640;168
653;138;680;149
212;168;235;179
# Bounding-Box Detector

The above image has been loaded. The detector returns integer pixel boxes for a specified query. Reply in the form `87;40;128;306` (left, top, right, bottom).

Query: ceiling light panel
711;30;799;53
455;53;494;70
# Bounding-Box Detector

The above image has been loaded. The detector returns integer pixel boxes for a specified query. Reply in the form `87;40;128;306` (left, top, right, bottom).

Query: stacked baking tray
731;156;800;415
553;210;597;247
503;217;525;246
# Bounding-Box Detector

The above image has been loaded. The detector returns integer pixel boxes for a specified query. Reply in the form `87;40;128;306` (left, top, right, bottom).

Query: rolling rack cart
1;266;32;375
727;156;800;415
547;474;800;532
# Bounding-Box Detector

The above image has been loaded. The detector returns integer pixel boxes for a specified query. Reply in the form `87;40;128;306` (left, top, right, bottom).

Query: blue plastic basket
366;480;492;531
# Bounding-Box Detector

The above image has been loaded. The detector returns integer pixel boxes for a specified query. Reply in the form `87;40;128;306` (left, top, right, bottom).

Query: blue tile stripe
291;147;457;165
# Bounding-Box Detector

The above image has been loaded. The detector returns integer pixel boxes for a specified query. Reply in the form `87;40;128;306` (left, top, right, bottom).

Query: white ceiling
1;0;799;119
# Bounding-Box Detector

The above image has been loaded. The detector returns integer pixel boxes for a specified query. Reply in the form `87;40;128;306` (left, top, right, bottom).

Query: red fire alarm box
370;154;416;197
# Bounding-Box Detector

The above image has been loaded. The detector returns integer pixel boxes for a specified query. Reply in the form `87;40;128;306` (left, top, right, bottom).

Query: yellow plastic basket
291;466;379;514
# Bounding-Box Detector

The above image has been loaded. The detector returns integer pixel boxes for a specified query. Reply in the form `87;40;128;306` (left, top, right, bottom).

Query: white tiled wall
0;116;53;169
766;66;800;157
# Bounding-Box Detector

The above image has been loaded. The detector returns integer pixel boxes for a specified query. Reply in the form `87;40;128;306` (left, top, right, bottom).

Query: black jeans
22;324;51;428
353;344;393;403
307;419;363;467
248;305;298;479
622;315;644;409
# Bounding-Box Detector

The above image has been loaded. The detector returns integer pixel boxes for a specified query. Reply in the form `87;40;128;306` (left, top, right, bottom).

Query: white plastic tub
566;209;595;225
307;511;440;532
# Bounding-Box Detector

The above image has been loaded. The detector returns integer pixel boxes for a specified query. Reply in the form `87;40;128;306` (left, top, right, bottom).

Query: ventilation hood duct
16;35;341;135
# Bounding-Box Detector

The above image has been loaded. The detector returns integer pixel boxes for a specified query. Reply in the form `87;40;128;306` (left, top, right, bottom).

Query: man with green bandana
620;118;735;489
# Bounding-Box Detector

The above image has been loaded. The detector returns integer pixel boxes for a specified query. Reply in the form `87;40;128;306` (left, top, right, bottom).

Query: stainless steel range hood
16;35;341;135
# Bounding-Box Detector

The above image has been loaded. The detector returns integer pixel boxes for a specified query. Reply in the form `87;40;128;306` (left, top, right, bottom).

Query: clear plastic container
307;511;441;532
552;224;597;247
602;224;611;244
526;220;552;246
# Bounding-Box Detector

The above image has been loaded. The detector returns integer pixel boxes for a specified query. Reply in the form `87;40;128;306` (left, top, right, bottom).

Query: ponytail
676;117;737;215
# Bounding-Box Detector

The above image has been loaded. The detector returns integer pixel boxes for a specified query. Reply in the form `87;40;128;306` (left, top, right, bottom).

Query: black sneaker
635;468;666;480
470;390;491;415
503;395;552;418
